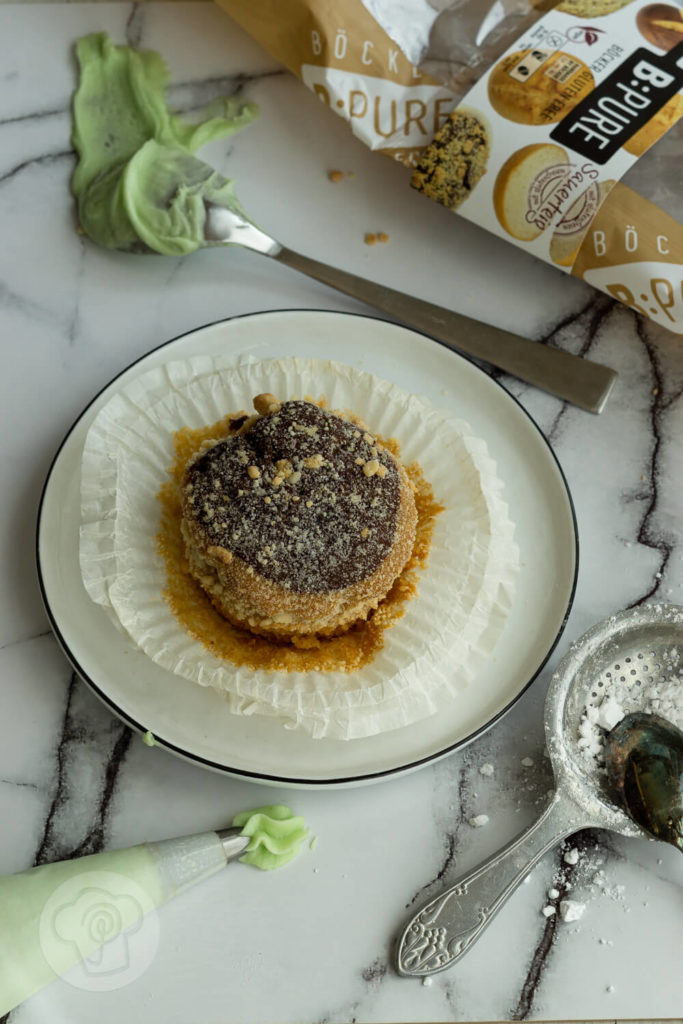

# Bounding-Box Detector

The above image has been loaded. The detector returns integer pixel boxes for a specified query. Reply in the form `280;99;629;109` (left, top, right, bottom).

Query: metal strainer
396;603;683;977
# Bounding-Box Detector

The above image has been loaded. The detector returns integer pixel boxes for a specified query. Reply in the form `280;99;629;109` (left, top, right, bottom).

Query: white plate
37;310;577;788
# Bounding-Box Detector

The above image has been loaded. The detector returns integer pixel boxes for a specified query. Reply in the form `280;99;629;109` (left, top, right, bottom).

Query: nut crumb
328;169;345;183
304;454;324;469
253;393;279;416
377;232;390;243
305;500;313;508
363;460;380;477
247;466;260;480
376;464;388;479
360;527;370;539
263;496;271;504
364;232;377;246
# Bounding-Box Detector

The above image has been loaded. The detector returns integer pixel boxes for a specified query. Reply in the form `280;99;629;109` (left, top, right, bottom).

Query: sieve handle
396;796;591;976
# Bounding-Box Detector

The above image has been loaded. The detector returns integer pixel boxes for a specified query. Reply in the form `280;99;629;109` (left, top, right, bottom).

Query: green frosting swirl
232;805;309;871
71;32;257;255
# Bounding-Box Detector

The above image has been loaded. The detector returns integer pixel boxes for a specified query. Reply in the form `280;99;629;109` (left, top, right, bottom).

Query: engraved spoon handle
396;796;592;976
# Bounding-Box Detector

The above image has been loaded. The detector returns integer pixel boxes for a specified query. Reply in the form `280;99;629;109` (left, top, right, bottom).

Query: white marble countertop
1;3;682;1022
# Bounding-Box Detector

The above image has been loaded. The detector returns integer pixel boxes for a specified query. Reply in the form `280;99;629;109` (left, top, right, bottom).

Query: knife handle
274;246;617;413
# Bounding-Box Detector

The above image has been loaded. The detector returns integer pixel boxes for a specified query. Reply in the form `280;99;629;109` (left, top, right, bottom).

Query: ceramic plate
37;310;578;788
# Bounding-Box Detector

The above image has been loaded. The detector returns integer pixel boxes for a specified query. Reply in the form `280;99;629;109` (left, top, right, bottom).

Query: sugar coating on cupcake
180;394;418;640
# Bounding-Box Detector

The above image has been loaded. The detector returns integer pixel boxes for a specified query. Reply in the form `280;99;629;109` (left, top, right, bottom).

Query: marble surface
1;3;682;1021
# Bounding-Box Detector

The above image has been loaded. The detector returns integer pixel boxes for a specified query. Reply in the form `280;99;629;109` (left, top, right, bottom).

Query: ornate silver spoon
396;604;683;977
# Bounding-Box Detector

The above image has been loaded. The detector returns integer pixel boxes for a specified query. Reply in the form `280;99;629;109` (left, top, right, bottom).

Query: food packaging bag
215;0;683;335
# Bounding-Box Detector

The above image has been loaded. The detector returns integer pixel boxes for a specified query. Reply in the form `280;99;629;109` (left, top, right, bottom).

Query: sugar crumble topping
184;400;401;594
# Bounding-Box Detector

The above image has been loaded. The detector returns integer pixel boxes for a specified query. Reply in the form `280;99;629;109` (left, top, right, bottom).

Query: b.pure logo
551;41;683;163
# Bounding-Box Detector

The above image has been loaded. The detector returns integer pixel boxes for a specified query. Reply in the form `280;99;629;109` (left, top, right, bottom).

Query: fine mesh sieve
397;603;683;977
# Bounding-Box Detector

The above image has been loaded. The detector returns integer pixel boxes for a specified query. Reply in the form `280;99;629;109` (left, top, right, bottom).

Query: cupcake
180;394;417;640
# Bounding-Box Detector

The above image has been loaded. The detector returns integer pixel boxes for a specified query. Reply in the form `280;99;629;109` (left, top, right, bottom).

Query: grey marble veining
0;3;681;1022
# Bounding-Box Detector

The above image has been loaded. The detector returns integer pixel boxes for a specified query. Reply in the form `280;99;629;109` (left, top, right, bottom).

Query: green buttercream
71;32;257;255
142;729;156;746
232;805;309;871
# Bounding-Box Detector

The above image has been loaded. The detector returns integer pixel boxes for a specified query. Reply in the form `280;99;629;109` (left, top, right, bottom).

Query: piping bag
0;805;308;1014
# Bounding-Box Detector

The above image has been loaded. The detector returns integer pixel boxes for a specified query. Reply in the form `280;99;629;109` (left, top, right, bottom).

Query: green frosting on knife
71;32;257;255
232;805;310;871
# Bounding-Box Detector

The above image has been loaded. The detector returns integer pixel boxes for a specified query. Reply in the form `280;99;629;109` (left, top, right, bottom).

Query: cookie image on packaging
550;179;615;267
411;108;490;210
493;143;570;242
623;93;683;156
488;50;594;125
556;0;634;15
637;3;683;49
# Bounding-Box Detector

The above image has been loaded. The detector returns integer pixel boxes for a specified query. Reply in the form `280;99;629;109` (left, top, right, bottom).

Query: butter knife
204;203;617;413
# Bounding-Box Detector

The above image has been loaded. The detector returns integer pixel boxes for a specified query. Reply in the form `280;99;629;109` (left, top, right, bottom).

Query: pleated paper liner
80;356;519;739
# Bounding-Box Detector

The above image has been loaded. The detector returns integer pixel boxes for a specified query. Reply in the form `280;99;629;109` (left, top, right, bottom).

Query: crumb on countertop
468;814;489;828
560;899;586;922
365;231;390;245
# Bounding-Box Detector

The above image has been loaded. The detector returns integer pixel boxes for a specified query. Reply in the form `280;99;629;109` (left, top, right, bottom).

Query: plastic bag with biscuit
215;0;682;333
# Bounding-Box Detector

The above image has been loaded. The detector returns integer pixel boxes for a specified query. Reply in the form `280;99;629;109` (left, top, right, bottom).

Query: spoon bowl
605;712;683;851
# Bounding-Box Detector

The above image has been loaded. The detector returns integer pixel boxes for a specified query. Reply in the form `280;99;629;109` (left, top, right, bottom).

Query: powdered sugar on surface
468;814;490;828
559;899;586;922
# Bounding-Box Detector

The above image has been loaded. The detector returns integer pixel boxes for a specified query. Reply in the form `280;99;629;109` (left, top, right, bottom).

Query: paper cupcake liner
80;356;519;739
